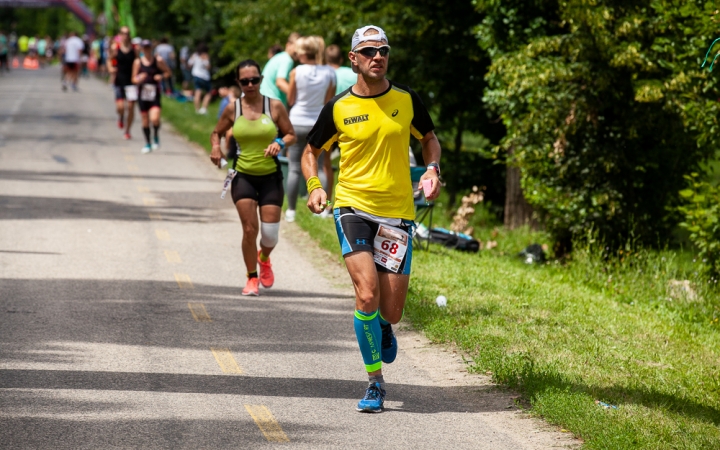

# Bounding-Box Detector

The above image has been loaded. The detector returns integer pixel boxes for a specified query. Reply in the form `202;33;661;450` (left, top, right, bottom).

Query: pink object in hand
422;179;433;198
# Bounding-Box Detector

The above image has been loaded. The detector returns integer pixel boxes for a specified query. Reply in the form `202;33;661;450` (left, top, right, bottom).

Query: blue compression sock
354;310;382;372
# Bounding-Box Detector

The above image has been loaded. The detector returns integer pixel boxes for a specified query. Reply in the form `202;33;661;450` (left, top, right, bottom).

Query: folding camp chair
410;166;434;250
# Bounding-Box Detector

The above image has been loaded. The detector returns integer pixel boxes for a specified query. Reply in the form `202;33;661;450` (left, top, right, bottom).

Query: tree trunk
504;163;535;229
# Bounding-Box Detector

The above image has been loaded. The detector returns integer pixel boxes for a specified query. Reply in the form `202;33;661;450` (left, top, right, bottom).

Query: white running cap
351;25;388;51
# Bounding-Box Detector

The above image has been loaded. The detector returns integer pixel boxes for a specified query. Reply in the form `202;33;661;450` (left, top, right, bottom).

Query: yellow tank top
232;97;279;176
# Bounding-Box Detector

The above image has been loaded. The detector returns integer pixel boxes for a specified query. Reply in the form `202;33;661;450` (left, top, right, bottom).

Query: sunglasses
239;77;261;86
354;46;390;58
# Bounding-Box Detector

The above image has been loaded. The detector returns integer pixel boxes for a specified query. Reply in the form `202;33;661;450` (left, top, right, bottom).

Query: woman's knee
241;222;258;238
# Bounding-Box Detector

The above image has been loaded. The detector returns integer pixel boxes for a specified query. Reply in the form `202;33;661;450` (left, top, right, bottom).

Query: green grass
163;96;221;153
163;97;720;448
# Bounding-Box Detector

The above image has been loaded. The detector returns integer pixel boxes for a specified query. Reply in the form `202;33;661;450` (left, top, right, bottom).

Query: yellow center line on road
137;186;150;193
174;273;194;289
244;405;290;442
155;229;170;240
164;250;182;263
132;176;143;183
143;198;156;206
211;347;243;374
148;213;162;220
124;155;135;162
188;302;211;322
127;165;139;171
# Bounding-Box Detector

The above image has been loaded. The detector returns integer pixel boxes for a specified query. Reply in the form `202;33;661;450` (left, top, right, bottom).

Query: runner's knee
242;221;259;238
260;222;280;248
355;285;379;312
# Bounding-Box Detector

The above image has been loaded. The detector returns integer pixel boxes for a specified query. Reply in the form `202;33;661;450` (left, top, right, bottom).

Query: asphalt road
0;67;577;449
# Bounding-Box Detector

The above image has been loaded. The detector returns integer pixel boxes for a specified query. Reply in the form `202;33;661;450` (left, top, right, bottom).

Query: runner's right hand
307;188;328;214
210;145;224;168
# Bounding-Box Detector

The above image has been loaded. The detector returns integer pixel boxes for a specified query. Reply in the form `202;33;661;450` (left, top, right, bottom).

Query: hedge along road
0;67;579;449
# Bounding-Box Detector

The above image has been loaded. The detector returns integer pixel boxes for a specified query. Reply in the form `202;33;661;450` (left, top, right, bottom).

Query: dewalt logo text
343;114;369;125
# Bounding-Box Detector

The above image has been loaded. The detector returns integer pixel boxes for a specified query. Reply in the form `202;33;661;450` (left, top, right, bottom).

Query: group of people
0;29;99;85
107;26;172;153
208;26;442;414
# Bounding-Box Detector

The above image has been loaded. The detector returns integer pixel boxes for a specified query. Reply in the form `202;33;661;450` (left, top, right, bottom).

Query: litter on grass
436;295;447;307
595;400;618;409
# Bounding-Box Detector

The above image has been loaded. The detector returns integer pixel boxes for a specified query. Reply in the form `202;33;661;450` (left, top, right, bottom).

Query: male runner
302;25;441;412
61;31;84;91
107;27;137;139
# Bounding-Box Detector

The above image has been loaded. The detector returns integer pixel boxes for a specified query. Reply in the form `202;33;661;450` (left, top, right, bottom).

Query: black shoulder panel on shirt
390;81;435;137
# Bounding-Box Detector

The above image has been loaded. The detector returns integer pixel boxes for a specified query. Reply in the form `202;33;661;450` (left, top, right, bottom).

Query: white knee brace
260;222;280;248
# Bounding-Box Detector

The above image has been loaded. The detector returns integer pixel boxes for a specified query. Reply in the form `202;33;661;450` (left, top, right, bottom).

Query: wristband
427;162;440;175
306;176;323;194
274;138;286;150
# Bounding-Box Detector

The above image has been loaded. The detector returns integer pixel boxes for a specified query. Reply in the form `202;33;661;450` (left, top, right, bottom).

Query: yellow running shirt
307;81;434;220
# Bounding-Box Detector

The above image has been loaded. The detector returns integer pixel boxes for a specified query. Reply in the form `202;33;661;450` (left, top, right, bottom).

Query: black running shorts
333;207;414;275
231;170;284;206
139;96;161;113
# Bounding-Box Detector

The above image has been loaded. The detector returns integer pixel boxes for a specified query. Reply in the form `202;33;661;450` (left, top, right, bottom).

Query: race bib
373;224;409;273
124;85;138;101
141;84;157;101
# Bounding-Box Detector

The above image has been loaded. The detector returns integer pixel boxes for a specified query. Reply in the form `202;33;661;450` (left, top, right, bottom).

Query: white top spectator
188;53;210;80
289;64;336;127
64;36;85;63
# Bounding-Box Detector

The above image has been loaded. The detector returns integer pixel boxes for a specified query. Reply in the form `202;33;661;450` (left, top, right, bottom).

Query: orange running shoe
242;277;260;296
257;251;274;288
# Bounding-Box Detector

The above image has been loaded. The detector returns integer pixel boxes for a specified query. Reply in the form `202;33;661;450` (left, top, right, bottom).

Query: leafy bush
679;174;720;279
480;0;720;247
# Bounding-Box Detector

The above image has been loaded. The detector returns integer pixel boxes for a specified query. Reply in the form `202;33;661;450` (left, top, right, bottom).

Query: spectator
179;43;191;92
259;32;299;107
189;43;212;114
325;44;356;95
154;36;176;94
284;36;336;222
267;44;282;59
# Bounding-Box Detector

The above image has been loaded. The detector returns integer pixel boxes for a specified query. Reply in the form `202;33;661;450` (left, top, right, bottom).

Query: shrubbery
679;174;720;279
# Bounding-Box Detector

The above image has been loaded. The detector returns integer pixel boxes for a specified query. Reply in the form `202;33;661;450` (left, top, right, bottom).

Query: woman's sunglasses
354;46;390;58
239;77;261;86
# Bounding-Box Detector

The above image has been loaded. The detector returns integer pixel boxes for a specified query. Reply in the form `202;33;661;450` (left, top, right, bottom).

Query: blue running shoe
357;382;385;413
381;323;398;363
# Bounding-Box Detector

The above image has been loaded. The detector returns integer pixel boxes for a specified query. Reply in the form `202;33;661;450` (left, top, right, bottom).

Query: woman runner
210;60;296;296
132;39;171;154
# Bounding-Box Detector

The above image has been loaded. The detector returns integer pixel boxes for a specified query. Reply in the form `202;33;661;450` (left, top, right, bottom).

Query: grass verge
164;95;720;449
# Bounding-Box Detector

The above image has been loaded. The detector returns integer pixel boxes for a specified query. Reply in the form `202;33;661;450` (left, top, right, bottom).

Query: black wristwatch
427;162;440;176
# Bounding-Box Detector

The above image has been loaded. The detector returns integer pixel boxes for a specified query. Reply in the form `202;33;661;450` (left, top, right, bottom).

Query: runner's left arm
156;56;172;81
418;131;442;200
409;87;441;201
265;99;296;158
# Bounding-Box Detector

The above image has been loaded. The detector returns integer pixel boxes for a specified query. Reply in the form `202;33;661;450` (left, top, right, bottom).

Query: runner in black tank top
107;26;137;139
132;39;171;154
